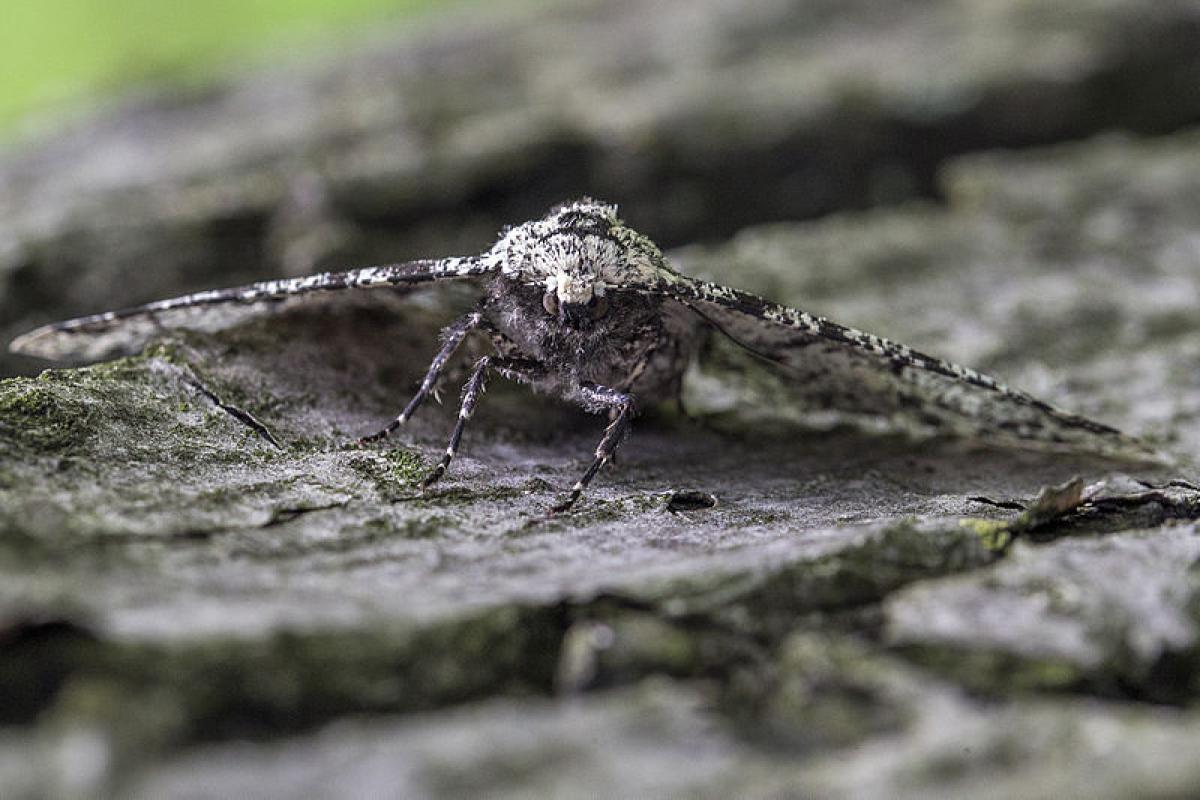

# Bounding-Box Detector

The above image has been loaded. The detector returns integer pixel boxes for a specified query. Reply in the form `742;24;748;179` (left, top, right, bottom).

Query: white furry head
495;199;667;303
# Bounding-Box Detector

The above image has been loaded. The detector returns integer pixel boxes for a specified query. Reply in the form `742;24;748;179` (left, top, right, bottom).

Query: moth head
542;271;609;327
496;198;665;326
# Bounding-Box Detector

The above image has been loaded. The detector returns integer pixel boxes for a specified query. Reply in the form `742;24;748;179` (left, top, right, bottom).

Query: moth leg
551;384;637;514
420;356;544;489
606;341;656;464
359;309;484;443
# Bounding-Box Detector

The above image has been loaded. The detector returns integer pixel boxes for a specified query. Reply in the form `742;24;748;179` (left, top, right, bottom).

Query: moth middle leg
551;384;638;514
359;308;484;443
420;356;544;489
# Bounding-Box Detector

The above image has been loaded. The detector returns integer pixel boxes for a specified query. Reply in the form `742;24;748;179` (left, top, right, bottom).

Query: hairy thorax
486;276;691;402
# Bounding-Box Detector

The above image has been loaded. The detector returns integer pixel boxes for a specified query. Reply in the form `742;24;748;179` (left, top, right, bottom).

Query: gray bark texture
4;0;1200;797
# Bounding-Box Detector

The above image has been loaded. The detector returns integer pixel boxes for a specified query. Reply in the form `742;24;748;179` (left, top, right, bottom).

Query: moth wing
10;256;494;363
663;274;1153;459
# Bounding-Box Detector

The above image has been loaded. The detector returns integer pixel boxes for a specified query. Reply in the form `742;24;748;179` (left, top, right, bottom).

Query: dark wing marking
10;256;494;362
659;273;1154;459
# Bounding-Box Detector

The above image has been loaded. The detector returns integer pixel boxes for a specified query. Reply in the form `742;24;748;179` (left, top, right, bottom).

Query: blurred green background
0;0;468;128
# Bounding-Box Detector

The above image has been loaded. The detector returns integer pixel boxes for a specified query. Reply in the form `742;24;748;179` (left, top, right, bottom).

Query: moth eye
590;295;610;320
542;291;559;316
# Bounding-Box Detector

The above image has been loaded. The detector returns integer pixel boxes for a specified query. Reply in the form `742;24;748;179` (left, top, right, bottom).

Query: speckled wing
9;256;494;362
661;273;1153;459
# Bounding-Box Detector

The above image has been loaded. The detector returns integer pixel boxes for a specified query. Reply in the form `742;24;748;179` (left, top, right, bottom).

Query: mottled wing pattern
661;274;1153;459
10;256;494;362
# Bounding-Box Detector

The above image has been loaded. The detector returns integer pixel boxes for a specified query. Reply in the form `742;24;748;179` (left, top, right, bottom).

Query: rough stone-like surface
116;645;1200;799
8;0;1200;791
887;516;1200;700
7;0;1200;375
5;124;1200;796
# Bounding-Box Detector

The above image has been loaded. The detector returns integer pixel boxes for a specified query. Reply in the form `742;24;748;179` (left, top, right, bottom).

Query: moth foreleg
551;384;637;514
359;309;484;444
420;356;544;490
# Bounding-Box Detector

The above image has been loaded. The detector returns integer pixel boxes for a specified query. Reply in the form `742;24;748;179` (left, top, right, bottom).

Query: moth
10;199;1147;511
